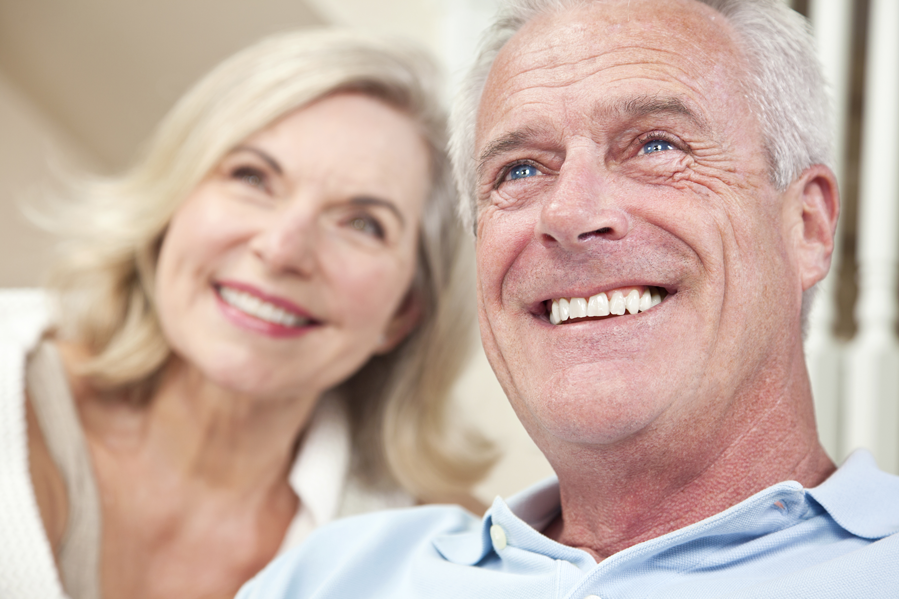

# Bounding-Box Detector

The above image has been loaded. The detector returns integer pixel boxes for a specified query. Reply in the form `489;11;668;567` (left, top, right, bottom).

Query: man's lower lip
214;293;313;338
554;314;626;324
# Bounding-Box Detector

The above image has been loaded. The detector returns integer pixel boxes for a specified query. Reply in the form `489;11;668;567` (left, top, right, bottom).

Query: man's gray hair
449;0;834;234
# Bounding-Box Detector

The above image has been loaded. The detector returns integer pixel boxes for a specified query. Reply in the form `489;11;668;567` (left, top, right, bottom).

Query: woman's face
155;93;430;401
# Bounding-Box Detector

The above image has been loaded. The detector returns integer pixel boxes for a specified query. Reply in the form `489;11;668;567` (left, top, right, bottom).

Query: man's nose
535;158;631;249
249;204;318;276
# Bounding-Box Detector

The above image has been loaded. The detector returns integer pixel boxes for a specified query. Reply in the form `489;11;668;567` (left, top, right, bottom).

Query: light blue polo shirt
238;450;899;598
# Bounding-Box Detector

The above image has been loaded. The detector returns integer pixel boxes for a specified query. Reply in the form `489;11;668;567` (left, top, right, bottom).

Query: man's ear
786;164;840;291
374;289;423;354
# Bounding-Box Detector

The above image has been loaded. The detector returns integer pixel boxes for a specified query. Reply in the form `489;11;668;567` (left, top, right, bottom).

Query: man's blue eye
508;164;539;180
641;140;675;155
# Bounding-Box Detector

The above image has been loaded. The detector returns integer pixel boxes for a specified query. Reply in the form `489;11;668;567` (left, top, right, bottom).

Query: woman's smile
214;281;316;337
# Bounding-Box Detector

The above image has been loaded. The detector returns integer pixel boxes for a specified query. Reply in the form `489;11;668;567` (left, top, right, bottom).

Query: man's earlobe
789;164;840;291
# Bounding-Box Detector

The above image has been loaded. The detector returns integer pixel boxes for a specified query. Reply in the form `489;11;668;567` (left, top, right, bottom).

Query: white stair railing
842;0;899;474
806;0;853;461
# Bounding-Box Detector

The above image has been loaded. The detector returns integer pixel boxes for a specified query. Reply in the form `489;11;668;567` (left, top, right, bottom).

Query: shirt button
489;524;507;551
584;595;602;599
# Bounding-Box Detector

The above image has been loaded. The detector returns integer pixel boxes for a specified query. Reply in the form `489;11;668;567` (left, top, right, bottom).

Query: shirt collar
434;448;899;565
288;395;351;529
806;448;899;539
433;476;596;568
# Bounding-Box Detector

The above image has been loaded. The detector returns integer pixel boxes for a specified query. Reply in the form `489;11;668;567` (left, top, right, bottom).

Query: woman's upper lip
214;279;315;319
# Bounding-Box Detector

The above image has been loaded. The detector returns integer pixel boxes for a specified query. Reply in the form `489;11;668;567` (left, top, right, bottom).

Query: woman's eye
507;163;540;181
348;215;385;239
640;139;676;155
232;166;267;190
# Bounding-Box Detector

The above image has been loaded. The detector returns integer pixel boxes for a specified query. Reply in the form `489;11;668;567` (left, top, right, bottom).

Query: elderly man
237;0;899;597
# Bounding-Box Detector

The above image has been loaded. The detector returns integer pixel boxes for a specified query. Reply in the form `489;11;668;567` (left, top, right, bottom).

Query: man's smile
545;285;669;324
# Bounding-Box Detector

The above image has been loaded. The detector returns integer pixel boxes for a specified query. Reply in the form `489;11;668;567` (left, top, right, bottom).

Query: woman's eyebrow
350;196;406;228
230;145;283;175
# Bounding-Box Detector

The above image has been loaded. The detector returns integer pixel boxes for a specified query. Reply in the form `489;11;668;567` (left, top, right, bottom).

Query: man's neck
541;374;836;561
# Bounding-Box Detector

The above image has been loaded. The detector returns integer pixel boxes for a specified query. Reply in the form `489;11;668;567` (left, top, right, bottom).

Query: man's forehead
500;0;733;59
477;0;744;141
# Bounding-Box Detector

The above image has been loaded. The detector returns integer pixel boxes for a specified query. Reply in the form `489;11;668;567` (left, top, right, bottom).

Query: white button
489;524;507;551
584;595;602;599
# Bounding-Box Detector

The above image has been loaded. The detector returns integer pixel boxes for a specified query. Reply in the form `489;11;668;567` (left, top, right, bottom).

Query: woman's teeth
549;287;665;325
218;286;308;327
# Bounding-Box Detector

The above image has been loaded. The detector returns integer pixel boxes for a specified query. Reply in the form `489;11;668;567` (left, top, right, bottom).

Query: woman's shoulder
0;288;70;598
25;390;69;548
0;288;77;558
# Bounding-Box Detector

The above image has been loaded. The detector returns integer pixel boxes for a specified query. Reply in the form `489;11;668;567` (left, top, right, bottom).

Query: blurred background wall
0;0;896;502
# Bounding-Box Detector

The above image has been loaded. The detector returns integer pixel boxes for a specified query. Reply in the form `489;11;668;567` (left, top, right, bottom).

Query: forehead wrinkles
481;0;744;110
478;49;718;152
503;42;711;93
476;8;747;158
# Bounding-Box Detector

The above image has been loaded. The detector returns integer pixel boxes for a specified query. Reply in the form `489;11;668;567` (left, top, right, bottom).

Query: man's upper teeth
219;286;307;327
549;288;663;325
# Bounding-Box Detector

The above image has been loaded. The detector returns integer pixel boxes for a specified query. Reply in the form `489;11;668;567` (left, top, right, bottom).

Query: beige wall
0;69;101;287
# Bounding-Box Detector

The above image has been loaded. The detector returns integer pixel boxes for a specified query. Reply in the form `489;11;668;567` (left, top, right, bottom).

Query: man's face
474;0;808;450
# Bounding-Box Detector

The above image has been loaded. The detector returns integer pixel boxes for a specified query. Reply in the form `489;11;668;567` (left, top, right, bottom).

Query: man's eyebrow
477;125;555;181
476;96;706;181
610;95;708;129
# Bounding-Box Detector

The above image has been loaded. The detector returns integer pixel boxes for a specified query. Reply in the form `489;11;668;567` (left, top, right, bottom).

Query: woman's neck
63;344;319;496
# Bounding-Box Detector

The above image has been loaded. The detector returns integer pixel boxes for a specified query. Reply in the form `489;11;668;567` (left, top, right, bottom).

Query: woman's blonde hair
41;29;494;503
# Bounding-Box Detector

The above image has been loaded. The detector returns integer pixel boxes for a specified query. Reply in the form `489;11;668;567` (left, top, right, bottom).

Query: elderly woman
0;30;492;599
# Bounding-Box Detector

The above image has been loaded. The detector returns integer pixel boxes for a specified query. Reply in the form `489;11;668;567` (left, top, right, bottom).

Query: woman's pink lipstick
213;280;316;338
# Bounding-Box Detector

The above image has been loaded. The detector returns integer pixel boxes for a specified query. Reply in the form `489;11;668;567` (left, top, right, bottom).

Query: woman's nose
249;207;318;276
535;158;631;250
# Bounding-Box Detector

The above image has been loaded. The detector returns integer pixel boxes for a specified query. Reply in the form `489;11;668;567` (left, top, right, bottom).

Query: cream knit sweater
0;289;68;598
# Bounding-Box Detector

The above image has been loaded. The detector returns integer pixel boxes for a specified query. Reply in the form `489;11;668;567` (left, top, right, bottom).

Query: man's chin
510;366;677;449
